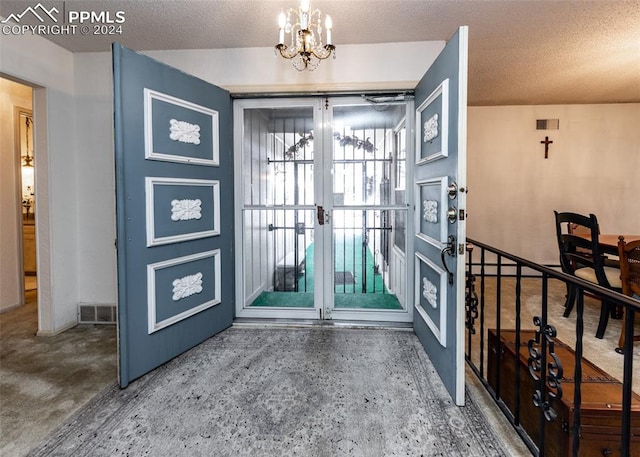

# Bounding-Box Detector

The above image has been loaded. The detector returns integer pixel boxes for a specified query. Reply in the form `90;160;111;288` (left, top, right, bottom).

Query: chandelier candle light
275;0;335;71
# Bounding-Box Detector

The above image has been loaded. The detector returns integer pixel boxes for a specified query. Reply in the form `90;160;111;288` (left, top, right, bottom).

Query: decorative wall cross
540;136;553;159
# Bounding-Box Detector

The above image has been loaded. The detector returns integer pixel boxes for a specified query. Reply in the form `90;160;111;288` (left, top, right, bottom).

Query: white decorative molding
415;177;448;248
147;250;221;334
415;78;449;164
423;113;439;143
423;199;438;223
146;177;220;247
171;198;202;221
172;272;203;301
144;88;219;166
422;277;438;309
414;252;447;347
169;119;201;145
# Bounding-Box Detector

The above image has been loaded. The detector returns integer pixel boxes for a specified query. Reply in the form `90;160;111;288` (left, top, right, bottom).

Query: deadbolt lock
447;206;457;223
447;182;458;200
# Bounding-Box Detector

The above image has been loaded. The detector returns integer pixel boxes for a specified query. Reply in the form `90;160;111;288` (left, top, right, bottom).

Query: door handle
317;206;330;225
440;235;455;285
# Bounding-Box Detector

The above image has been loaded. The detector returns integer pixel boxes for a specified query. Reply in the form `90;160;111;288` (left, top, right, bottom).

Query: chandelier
275;0;335;71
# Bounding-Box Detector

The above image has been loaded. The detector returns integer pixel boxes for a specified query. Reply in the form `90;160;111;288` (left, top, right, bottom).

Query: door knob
447;207;457;223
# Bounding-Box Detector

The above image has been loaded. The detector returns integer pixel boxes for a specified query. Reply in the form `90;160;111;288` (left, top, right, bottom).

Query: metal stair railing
465;238;638;457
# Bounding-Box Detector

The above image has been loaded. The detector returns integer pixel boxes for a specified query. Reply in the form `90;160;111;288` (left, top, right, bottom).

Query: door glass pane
243;209;314;307
241;107;315;309
332;104;405;206
393;122;407;254
331;103;408;311
332;209;402;310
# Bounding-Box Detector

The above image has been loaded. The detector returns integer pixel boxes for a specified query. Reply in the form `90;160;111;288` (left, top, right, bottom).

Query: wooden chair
554;211;622;338
615;237;640;353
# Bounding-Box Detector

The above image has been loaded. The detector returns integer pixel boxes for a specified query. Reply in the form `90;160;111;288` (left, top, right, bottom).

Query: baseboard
0;302;23;314
37;320;77;337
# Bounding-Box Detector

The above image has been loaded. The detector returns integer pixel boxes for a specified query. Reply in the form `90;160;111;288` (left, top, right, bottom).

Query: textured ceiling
2;0;639;105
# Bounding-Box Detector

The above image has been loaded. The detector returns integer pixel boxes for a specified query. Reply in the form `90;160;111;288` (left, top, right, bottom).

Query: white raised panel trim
415;176;448;248
148;250;221;334
415;78;449;165
415;251;447;347
144;88;219;166
169;119;201;145
171;198;202;221
172;272;203;301
146;177;220;247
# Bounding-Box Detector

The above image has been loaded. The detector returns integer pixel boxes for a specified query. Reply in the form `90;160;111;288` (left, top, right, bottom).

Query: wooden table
597;235;640;249
577;234;640;254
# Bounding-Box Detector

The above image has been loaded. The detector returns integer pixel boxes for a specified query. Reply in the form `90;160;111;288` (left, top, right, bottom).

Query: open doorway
0;77;35;318
234;96;412;323
19;108;38;297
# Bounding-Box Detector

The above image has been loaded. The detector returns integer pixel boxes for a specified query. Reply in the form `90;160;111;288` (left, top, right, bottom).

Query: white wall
145;42;444;94
0;79;32;312
467;104;640;265
73;54;117;304
0;31;78;334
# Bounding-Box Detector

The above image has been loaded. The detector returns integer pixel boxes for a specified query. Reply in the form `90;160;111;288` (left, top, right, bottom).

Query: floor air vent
78;304;117;324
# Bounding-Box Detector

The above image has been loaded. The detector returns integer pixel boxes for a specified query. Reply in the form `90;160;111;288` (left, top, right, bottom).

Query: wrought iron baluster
479;247;486;378
514;264;522;426
495;254;502;398
465;267;478;335
465;245;478;360
528;315;563;447
572;288;584;457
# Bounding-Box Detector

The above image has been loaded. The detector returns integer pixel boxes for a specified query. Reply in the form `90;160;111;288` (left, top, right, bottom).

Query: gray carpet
29;327;508;457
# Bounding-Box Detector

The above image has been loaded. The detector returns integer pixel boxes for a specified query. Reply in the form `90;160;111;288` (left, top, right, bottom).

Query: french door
113;44;234;387
234;98;411;322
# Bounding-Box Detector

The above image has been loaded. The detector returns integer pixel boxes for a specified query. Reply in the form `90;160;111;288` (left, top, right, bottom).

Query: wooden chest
488;329;640;457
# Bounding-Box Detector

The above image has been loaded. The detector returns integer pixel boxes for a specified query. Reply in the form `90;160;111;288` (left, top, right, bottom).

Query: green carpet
334;293;401;309
333;232;387;294
251;292;314;308
250;235;401;310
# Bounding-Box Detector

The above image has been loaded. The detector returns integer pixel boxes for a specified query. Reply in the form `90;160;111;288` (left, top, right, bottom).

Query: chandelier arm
309;44;335;60
276;44;300;60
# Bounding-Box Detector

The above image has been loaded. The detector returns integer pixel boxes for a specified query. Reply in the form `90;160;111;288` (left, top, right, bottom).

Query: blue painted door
113;44;234;387
412;27;468;405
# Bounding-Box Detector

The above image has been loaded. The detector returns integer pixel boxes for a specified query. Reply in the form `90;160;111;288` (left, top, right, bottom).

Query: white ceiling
2;0;639;105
